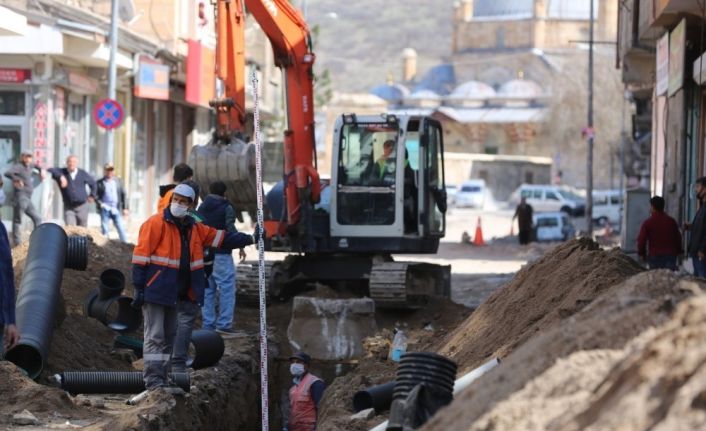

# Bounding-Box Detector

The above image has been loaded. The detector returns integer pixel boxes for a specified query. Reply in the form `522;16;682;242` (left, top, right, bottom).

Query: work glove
131;286;145;309
252;224;266;245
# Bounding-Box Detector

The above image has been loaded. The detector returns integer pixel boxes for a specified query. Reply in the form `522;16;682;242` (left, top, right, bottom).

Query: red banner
186;40;215;108
0;68;31;83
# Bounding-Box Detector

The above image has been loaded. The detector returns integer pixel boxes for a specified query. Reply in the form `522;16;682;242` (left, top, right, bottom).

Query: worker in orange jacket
131;183;260;391
285;351;326;431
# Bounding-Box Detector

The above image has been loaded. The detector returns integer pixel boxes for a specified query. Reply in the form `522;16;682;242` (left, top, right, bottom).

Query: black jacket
688;204;706;254
48;167;96;207
96;177;127;211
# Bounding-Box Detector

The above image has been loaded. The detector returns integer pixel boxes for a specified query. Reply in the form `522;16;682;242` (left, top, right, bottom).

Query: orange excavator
190;0;451;308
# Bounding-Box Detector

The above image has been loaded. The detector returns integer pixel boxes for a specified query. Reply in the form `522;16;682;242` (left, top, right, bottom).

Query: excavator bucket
188;138;258;216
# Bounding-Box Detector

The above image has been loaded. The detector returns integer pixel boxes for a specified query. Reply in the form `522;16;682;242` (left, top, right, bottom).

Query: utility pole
586;0;595;236
106;0;119;164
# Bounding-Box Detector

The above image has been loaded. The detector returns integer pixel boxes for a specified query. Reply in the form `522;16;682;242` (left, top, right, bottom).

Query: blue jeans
647;255;677;270
100;207;127;242
692;255;706;278
202;253;236;330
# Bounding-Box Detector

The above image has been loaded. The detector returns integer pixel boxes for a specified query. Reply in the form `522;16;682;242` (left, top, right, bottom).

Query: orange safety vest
289;373;322;431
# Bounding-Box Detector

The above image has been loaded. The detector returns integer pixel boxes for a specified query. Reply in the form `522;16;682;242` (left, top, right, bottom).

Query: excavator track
236;261;274;305
369;261;451;309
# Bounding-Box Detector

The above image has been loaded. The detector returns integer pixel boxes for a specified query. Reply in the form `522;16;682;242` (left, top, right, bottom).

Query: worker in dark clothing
131;183;260;391
96;163;129;242
513;197;534;245
0;222;20;356
48;155;96;227
157;163;194;214
4;152;44;245
285;351;326;431
685;177;706;277
637;196;682;270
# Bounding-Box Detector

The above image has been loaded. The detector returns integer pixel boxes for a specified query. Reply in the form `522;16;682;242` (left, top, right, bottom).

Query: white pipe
368;357;500;431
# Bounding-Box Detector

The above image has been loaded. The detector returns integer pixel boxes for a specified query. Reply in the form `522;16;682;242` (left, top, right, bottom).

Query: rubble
12;410;40;426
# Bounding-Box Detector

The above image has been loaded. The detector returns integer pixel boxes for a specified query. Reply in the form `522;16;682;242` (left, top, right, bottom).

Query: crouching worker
131;183;261;391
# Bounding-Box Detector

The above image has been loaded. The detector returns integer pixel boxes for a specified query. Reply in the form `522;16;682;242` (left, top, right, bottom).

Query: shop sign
0;68;31;83
656;33;669;96
134;60;170;100
185;39;215;108
668;19;686;97
67;71;98;95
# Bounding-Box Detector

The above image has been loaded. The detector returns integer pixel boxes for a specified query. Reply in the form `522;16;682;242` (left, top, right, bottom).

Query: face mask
290;363;305;376
170;202;189;218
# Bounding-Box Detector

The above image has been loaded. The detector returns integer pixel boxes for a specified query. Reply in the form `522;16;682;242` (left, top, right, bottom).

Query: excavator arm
244;0;321;230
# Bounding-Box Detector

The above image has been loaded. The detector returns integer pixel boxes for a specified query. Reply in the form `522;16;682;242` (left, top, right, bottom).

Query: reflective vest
289;373;322;431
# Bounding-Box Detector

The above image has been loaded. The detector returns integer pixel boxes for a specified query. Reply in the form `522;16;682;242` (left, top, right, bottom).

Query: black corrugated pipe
113;335;143;358
65;235;88;270
3;224;67;378
56;371;190;394
353;381;395;413
84;290;141;333
99;268;125;300
186;329;225;369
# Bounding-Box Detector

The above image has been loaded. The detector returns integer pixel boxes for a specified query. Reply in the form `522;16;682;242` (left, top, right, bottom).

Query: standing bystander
513;197;534;245
48;155;96;227
0;221;20;356
686;177;706;277
4;152;44;245
637;196;682;270
96;163;129;242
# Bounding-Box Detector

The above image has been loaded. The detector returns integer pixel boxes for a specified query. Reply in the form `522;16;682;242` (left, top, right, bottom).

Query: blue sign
93;98;124;130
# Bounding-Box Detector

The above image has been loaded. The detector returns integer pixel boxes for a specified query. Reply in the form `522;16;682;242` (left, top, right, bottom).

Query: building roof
413;64;456;96
408;89;440;99
450;80;496;99
436;106;547;123
498;79;544;97
370;83;410;104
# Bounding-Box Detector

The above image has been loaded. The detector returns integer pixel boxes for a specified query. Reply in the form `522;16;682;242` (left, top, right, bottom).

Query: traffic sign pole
105;0;119;164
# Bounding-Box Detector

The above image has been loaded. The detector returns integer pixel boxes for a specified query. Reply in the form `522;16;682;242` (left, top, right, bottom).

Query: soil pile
317;298;470;431
439;238;643;371
9;226;136;379
422;271;702;431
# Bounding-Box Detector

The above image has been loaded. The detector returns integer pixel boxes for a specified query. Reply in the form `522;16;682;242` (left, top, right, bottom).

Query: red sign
93;98;124;130
0;68;31;83
186;40;215;107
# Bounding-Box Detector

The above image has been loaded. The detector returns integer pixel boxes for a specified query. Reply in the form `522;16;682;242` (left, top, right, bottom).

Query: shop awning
0;6;28;36
436;106;547;124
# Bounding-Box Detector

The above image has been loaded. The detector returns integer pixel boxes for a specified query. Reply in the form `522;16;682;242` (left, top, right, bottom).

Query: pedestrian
685;177;706;277
4;152;43;245
96;163;129;242
157;163;194;213
197;181;246;335
48;155;96;227
131;183;259;390
0;221;20;356
637;196;682;270
512;197;534;245
285;351;326;431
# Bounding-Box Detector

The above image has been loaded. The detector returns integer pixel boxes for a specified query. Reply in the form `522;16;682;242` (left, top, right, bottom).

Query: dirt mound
10;225;137;379
318;298;471;431
422;271;701;431
439;238;643;371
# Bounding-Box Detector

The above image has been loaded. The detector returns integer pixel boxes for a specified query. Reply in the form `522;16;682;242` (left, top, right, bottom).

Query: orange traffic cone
473;217;485;246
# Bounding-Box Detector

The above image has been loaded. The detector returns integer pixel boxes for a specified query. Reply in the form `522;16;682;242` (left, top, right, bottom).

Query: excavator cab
330;114;447;254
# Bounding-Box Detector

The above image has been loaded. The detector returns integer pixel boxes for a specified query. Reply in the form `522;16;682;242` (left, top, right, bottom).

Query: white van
592;189;622;225
510;184;585;216
533;212;575;242
456;179;486;208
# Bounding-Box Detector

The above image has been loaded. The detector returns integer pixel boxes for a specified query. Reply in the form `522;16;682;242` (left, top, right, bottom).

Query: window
594;195;608;206
521;190;532;199
337;122;399;225
546;191;560;201
536;217;559;227
533;190;542;199
0;91;25;116
610;195;621;205
461;185;481;192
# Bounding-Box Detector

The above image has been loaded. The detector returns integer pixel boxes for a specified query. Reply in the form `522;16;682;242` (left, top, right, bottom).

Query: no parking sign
93;98;124;130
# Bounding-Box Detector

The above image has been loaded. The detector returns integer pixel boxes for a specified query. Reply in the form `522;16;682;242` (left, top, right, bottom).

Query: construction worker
4;152;44;245
157;163;194;214
685;177;706;277
131;183;260;391
285;351;325;431
513;197;534;245
374;139;396;184
637;196;682;270
0;221;19;356
96;163;128;242
48;155;96;227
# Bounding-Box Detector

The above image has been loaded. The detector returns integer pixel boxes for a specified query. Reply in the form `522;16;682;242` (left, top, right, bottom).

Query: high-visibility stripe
211;230;224;247
150;255;180;266
143;353;171;361
190;259;204;269
132;255;150;264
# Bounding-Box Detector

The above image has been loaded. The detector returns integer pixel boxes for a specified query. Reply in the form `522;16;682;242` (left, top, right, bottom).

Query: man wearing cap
4;152;44;245
96;163;128;242
131;183;261;391
48;155;96;227
285;351;326;431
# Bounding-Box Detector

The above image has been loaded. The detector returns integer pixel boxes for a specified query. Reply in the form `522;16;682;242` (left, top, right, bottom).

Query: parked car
592;189;622;226
510;184;585;216
456;179;486;208
446;184;458;207
532;212;575;242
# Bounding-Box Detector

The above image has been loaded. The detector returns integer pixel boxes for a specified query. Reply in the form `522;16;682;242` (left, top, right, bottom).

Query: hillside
305;0;455;93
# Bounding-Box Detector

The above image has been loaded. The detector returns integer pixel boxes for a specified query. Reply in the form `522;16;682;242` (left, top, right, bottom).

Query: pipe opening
353;392;373;412
99;269;125;300
186;329;225;369
104;297;141;332
3;344;43;379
